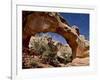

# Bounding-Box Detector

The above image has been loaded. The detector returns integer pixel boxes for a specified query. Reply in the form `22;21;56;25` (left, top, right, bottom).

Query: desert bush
28;33;72;65
30;60;38;68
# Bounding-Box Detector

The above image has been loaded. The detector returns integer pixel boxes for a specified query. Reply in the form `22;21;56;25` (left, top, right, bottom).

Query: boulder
57;45;72;63
71;57;89;66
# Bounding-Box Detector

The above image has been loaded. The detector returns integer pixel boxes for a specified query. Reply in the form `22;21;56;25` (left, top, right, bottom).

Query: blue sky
47;32;67;45
60;12;89;40
39;32;67;45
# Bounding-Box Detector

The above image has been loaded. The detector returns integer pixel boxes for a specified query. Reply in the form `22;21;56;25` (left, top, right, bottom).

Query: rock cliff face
22;11;89;68
76;35;89;58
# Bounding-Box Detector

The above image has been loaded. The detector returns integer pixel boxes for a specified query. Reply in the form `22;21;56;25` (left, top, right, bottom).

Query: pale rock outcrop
57;44;72;62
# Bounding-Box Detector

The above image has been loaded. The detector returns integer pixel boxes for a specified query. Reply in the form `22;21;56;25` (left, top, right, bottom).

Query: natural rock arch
22;11;82;59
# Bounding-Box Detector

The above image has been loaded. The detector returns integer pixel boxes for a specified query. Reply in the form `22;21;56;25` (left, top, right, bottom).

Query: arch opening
23;32;73;68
